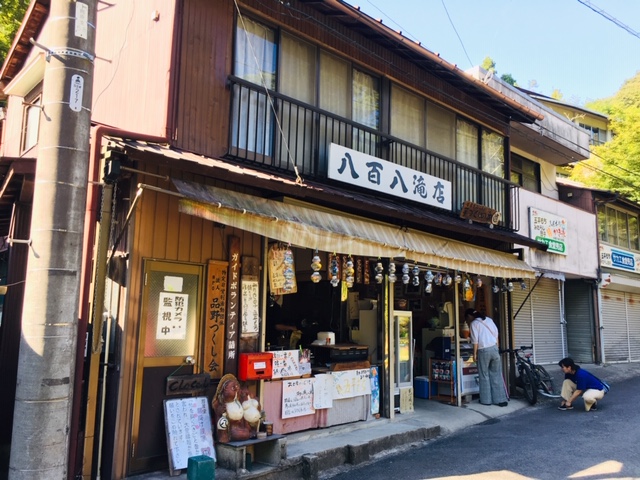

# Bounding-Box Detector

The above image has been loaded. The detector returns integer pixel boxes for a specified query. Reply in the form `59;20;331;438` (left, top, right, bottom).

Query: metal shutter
564;280;595;363
601;290;629;363
512;278;564;365
628;292;640;361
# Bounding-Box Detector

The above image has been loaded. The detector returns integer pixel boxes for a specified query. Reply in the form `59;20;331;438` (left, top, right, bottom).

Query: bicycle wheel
519;363;538;405
533;364;555;396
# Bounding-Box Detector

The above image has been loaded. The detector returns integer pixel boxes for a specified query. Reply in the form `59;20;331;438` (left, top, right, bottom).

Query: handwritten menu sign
331;369;372;399
271;350;300;379
164;397;215;475
312;374;334;409
282;378;315;419
241;279;260;333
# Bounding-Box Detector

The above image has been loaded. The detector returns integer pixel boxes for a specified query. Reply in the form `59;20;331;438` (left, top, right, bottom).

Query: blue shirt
566;367;604;391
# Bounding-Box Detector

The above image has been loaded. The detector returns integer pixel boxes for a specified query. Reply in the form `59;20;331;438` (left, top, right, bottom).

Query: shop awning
173;179;536;279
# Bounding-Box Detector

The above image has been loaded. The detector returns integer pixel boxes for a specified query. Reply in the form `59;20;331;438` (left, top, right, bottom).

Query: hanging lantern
443;274;453;286
412;265;420;286
463;278;474;301
454;273;462;284
345;257;355;288
475;276;483;288
310;252;322;283
424;270;434;283
402;263;411;285
507;281;514;292
330;255;340;287
283;247;295;292
492;282;500;294
434;273;443;286
374;262;384;284
521;281;528;290
425;282;433;294
388;262;397;283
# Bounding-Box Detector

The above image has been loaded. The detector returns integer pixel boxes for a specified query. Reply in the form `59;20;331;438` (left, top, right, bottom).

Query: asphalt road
326;372;640;480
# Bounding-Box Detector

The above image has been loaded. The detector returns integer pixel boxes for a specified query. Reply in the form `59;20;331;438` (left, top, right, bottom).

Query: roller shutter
512;278;565;365
564;280;595;363
600;289;629;363
629;292;640;361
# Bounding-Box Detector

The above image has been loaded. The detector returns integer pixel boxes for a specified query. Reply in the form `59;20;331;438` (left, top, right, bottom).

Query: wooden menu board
164;397;216;475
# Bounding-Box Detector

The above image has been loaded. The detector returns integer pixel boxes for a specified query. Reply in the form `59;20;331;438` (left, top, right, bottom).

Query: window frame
598;204;640;252
21;83;43;154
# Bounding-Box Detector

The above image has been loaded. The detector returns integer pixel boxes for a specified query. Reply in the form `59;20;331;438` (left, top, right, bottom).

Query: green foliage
0;0;29;66
570;71;640;202
481;56;497;74
500;73;517;87
551;88;563;100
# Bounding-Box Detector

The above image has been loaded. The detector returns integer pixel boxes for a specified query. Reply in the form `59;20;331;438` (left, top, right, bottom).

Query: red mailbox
238;352;273;381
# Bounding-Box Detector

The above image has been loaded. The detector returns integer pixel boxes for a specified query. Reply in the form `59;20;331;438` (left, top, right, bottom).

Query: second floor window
598;204;640;251
511;154;541;193
22;90;42;153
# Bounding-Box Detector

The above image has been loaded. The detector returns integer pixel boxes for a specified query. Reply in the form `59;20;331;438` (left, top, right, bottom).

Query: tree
481;56;497;74
569;72;640;202
500;73;517;86
0;0;29;67
551;88;563;100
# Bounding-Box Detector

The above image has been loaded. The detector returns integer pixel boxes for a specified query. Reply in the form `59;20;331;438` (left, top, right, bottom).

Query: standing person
466;309;508;407
557;357;606;411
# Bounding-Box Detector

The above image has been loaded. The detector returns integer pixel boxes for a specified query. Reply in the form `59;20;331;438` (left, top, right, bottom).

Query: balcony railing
227;75;520;231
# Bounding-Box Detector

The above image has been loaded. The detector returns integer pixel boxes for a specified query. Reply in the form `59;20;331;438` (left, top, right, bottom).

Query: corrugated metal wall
564;280;595;363
512;277;565;365
601;290;640;363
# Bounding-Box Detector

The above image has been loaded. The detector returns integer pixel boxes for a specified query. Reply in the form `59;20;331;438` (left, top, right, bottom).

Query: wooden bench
215;434;286;472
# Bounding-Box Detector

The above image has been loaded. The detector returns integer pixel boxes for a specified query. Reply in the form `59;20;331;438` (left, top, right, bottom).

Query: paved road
326;371;640;480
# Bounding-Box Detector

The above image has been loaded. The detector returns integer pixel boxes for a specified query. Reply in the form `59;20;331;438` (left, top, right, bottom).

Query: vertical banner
204;260;228;379
225;236;241;373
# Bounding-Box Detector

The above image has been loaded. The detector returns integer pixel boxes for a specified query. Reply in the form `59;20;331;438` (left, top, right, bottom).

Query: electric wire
577;0;640;41
439;0;474;68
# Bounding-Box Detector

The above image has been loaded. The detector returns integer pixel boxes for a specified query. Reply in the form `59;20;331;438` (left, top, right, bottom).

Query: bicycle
500;345;557;405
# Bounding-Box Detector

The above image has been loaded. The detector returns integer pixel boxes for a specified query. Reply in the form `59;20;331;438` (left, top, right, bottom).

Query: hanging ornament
310;251;322;283
388;262;397;283
521;281;528;290
424;270;434;283
425;282;433;294
330;255;340;287
443;274;453;286
463;278;474;301
402;263;411;285
345;257;355;288
507;281;514;292
283;247;295;292
434;272;443;286
374;262;384;284
492;282;500;294
475;276;483;288
454;273;462;284
412;265;420;286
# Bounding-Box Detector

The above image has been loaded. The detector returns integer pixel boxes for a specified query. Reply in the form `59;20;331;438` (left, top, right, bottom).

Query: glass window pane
234;18;276;88
280;33;315;103
629;216;639;250
456;118;478;168
482;130;504;178
319;51;349;117
391;85;424;147
606;207;618;245
597;205;607;242
23;96;41;152
352;69;379;129
617;211;629;248
426;102;455;159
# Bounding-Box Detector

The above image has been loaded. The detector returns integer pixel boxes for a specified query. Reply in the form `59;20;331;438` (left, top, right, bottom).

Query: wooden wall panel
174;0;234;155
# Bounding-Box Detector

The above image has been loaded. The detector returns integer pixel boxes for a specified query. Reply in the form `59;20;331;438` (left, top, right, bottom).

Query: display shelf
428;358;455;404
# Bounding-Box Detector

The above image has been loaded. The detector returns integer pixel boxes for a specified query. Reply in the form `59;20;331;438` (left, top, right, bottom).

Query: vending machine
393;311;413;397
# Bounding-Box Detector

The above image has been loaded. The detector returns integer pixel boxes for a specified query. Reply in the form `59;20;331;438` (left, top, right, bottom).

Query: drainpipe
70;124;168;478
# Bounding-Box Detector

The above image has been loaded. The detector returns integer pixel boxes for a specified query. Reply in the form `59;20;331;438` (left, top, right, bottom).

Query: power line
577;0;640;40
439;0;474;68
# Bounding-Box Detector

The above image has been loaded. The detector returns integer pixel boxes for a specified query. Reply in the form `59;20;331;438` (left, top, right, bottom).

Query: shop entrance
128;260;204;474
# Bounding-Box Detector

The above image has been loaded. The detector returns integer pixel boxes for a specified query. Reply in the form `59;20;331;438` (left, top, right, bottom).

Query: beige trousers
561;379;605;411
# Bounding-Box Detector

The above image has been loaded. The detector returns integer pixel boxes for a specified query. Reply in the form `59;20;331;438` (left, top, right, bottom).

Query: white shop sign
529;207;567;255
600;244;640;273
328;144;452;211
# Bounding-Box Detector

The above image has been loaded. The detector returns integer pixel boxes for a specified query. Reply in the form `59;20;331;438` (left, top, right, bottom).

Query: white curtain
352;70;379;155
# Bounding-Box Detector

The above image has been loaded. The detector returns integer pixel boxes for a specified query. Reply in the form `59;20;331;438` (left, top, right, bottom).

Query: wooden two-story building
0;1;558;477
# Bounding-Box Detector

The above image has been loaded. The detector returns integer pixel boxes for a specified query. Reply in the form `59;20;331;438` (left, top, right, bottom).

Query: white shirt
470;317;498;350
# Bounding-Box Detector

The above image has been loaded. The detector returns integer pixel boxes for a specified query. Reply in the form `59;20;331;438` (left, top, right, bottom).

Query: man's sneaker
590;402;598;411
558;403;573;410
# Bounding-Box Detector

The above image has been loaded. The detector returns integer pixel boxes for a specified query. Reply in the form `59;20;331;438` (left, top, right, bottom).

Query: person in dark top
557;357;606;411
266;294;298;348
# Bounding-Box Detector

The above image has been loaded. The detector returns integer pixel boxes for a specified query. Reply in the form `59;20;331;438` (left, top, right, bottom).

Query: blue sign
611;249;635;271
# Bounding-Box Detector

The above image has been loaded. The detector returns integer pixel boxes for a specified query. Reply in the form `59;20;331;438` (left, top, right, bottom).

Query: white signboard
271;350;300;379
241;279;259;333
164;397;215;474
600;244;640;273
330;368;372;400
312;374;334;409
282;378;315;419
328;143;452;211
529;207;568;255
156;292;188;340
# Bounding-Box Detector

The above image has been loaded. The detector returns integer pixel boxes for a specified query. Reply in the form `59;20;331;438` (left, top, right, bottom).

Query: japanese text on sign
282;378;315;419
600;244;640;273
328;143;452;211
204;261;228;379
330;368;372;399
156;292;189;340
241;279;260;334
529;207;568;255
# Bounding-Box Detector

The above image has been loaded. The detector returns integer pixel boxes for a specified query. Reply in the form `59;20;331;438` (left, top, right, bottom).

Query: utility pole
9;1;96;479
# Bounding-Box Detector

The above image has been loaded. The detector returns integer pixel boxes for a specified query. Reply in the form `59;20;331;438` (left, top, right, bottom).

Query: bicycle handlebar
500;345;533;354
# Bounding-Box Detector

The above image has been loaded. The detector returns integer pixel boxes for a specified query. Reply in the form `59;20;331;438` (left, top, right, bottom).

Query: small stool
187;455;215;480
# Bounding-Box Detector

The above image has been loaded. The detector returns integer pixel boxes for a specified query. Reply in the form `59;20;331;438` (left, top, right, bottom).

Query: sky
350;0;640;105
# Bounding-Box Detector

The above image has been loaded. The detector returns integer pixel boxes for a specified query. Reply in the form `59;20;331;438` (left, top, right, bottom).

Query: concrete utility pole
9;1;96;479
